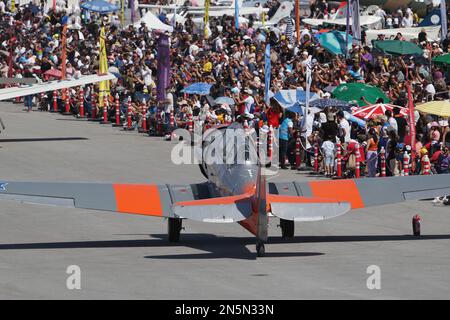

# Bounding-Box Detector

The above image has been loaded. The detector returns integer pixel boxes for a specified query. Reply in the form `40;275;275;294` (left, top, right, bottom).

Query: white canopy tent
134;10;173;33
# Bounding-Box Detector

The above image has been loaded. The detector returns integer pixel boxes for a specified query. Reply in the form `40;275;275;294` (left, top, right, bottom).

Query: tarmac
0;102;449;300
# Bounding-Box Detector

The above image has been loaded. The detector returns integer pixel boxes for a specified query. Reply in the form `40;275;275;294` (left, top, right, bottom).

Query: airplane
364;7;443;43
303;1;383;29
0;123;449;257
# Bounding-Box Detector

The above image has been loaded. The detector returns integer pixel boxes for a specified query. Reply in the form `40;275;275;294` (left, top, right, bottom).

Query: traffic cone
403;151;410;176
169;110;175;128
138;98;148;133
314;143;319;172
124;96;134;131
380;146;386;177
336;142;342;178
77;86;86;119
100;94;110;124
422;155;430;175
89;92;98;121
295;133;301;170
188;114;193;133
51;90;58;113
112;93;122;127
355;143;361;178
267;125;273;162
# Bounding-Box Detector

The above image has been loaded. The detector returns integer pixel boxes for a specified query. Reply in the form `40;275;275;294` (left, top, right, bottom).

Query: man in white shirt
337;111;351;143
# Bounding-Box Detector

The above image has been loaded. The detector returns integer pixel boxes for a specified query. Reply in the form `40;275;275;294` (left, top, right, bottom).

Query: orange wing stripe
308;180;365;209
113;184;163;216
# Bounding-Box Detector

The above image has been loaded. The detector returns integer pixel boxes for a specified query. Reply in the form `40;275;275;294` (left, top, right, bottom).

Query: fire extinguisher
412;214;421;236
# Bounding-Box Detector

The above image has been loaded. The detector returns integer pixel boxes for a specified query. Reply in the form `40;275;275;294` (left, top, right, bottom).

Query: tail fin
268;2;294;25
333;1;348;20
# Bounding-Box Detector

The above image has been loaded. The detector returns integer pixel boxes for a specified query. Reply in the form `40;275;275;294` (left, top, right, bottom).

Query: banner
234;0;239;30
441;0;448;41
264;43;271;103
204;0;210;37
351;0;361;45
157;34;170;102
99;26;110;107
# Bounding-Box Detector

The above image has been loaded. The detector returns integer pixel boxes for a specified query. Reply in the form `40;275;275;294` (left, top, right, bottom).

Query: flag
441;0;448;41
99;26;110;107
301;56;312;132
131;0;136;24
157;34;171;101
234;0;239;30
285;17;293;44
264;43;271;103
351;0;361;45
204;0;210;37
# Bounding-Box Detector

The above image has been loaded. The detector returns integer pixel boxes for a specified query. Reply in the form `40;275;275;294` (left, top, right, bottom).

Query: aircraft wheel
280;219;294;239
168;218;182;242
256;242;265;257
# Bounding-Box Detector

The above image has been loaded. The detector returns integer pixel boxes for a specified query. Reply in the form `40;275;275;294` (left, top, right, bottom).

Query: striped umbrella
352;104;407;120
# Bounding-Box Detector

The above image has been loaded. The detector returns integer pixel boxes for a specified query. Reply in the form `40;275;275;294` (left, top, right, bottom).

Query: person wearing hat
429;121;441;144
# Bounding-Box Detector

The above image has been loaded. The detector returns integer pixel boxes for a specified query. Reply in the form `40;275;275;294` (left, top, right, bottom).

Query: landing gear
168;218;182;242
256;241;265;257
280;219;294;239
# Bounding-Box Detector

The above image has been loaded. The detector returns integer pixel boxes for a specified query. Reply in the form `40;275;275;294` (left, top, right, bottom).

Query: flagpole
234;0;239;30
345;0;350;57
61;25;68;100
405;68;416;172
295;0;300;44
441;0;448;43
204;0;210;38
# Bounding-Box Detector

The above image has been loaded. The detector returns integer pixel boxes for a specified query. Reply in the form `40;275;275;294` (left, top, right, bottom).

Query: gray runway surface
0;102;449;299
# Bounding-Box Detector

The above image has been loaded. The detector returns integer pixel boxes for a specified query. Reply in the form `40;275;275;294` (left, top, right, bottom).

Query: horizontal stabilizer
173;195;252;223
268;195;351;222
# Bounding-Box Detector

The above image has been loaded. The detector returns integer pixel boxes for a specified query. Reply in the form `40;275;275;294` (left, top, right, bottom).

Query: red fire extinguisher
412;214;421;236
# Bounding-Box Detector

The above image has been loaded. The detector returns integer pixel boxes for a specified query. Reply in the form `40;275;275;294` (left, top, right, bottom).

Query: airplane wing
269;175;450;213
365;26;441;43
303;15;381;27
0;74;116;101
0;181;215;219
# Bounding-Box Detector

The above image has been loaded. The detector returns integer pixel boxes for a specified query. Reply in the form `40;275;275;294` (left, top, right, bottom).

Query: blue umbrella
80;0;119;13
134;92;151;102
310;98;351;111
273;89;318;110
181;83;212;95
214;96;235;105
318;31;352;56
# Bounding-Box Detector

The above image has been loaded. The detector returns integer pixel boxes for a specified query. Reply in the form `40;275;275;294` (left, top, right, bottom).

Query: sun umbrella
352;104;407;120
181;83;212;95
310;98;352;111
344;111;366;128
373;40;423;56
214;96;235;106
432;53;450;65
134;92;151;102
332;83;390;107
273;89;318;110
318;31;352;56
415;100;450;117
43;68;62;79
80;0;119;13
